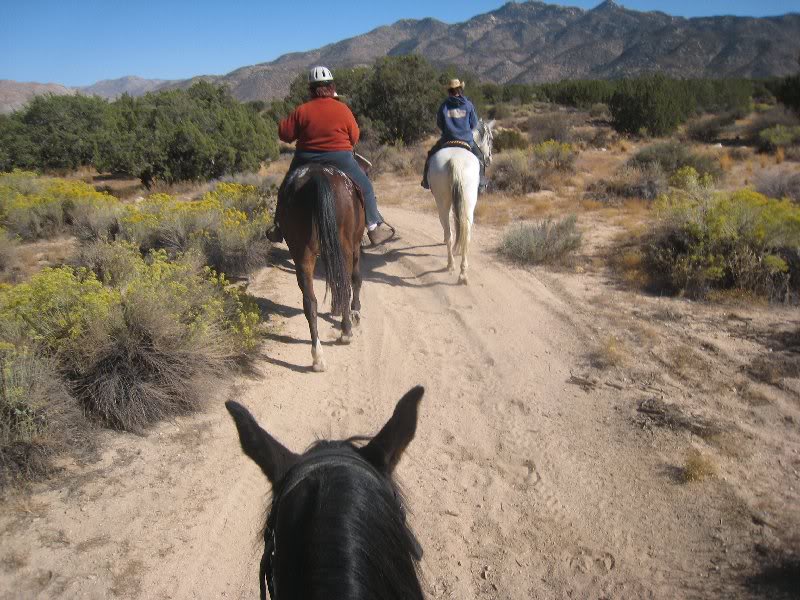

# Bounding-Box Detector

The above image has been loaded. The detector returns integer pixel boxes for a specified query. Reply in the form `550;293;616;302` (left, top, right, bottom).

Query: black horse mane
264;439;424;600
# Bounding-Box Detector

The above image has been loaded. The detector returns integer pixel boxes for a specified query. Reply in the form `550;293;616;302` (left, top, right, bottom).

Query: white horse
428;120;494;284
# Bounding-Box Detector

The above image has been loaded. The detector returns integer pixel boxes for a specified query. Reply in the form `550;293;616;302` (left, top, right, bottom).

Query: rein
261;449;393;600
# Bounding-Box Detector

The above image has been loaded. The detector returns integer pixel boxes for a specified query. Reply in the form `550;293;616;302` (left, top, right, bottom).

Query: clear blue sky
1;1;797;86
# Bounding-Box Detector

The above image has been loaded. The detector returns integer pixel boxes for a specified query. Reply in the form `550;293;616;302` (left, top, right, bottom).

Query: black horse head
226;386;425;600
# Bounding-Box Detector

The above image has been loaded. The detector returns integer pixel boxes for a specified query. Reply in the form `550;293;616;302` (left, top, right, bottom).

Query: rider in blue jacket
422;79;486;190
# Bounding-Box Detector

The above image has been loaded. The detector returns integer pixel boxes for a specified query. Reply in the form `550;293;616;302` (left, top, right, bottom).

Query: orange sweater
278;97;360;152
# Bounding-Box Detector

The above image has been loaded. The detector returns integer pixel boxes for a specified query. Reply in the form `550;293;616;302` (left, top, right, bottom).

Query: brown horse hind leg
296;263;327;372
350;246;362;327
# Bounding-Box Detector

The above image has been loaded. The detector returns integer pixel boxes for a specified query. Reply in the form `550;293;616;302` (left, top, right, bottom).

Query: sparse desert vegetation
2;53;800;600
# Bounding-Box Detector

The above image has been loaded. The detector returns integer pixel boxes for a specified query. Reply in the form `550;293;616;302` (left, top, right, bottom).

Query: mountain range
3;1;799;113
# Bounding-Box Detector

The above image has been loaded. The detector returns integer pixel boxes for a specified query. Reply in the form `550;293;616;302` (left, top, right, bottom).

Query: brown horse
278;163;365;372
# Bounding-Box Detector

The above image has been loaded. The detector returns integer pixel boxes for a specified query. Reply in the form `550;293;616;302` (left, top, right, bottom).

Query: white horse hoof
339;333;353;345
458;274;469;285
312;359;327;372
447;263;455;272
351;311;361;326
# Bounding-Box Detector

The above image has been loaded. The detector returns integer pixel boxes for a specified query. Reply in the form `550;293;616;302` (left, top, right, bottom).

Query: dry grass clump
587;163;667;204
490;150;541;194
0;347;88;487
0;229;20;282
748;353;800;387
499;215;581;265
528;112;576;144
756;169;800;203
589;335;627;369
682;449;717;483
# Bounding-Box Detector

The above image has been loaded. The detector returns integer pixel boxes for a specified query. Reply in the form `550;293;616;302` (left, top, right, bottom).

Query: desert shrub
686;111;739;143
0;171;122;241
643;187;800;299
0;345;85;486
528;113;574;144
587;164;667;204
589;103;610;119
0;229;19;279
531;141;577;171
629;141;722;180
758;125;800;152
756;169;800;203
494;129;529;153
0;246;260;431
490;150;541;194
489;103;513;120
119;183;273;277
499;216;582;264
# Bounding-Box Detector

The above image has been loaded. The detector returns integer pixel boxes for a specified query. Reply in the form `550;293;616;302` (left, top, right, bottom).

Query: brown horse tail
309;170;350;315
449;161;469;255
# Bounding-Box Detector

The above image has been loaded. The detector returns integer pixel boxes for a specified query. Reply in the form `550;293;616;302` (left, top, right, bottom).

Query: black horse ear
360;386;424;474
225;401;299;484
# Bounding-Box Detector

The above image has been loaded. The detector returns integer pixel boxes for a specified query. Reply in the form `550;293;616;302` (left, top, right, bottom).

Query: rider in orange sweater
268;66;393;246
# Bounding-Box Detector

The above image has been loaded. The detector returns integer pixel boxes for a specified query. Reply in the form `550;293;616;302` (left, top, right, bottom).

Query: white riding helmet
309;66;334;83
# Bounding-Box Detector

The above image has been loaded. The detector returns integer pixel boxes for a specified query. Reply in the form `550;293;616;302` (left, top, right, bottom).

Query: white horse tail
449;160;469;255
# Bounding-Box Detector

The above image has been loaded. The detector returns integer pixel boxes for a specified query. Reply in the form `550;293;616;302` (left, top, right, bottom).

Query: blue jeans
289;150;382;227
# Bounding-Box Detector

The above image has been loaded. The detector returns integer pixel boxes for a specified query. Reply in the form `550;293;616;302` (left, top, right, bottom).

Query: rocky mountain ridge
3;1;799;113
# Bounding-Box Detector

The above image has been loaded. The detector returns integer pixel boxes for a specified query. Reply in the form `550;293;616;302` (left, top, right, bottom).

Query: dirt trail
0;205;791;599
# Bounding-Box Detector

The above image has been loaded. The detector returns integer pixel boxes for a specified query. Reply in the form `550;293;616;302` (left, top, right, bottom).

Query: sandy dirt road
0;204;792;599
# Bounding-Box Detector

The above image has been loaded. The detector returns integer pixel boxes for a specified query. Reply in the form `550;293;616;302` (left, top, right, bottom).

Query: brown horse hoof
351;311;361;326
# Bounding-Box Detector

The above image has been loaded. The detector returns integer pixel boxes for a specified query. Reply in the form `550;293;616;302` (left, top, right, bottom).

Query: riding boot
470;143;488;194
421;143;441;190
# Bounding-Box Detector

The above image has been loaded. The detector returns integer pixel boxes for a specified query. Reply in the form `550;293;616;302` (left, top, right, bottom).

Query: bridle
260;448;418;600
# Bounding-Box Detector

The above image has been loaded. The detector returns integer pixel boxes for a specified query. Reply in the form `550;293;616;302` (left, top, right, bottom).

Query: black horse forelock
263;441;424;600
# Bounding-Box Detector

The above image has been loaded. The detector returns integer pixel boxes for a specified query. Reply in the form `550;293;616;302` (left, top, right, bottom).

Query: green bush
643;187;800;299
531;141;577;171
494;129;529;152
629;141;721;180
609;75;693;136
499;216;582;264
758;125;800;152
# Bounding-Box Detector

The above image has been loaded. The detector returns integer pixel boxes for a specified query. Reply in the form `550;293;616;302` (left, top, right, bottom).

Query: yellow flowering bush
120;182;273;276
0;170;122;240
644;187;800;299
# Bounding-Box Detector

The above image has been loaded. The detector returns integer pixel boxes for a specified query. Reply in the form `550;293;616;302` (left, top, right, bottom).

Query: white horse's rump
427;122;494;284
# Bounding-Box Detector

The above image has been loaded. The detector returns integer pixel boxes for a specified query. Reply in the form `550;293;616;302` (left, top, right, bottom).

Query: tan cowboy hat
447;78;464;90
